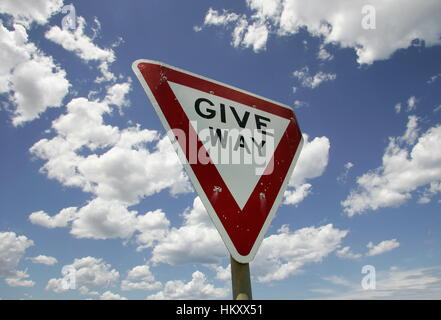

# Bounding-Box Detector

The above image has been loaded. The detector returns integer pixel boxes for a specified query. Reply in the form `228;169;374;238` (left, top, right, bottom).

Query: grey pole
230;255;252;300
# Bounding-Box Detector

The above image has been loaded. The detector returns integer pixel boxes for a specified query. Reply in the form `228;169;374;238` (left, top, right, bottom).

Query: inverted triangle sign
132;60;303;263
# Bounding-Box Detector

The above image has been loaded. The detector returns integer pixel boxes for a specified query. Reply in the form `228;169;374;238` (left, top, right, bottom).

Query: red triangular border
133;60;303;262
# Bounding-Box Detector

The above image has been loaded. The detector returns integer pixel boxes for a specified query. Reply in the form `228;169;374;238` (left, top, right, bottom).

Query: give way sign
132;60;303;263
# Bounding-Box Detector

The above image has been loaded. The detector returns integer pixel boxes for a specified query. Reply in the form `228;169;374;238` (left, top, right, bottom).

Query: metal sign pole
230;255;252;300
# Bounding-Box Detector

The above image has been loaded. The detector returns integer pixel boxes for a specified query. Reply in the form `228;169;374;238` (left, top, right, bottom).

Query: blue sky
1;0;441;300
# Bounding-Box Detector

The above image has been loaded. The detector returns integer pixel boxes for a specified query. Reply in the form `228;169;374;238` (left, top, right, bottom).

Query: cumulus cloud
0;232;34;287
317;44;334;61
105;81;132;107
418;182;441;204
335;246;362;260
0;0;63;27
342;117;441;216
151;197;226;265
406;96;418;112
135;209;170;251
283;183;312;206
317;266;441;299
204;8;240;26
147;271;228;300
214;264;231;282
45;16;116;82
252;224;347;283
29;207;77;228
46;256;119;295
29;200;172;246
0;23;70;126
4;270;35;287
427;73;441;84
28;255;58;266
337;162;354;184
293;66;336;89
203;8;269;52
121;265;162;291
366;239;400;256
30;84;191;206
399;115;419;145
70;198;138;240
100;291;127;300
283;133;330;205
200;1;441;64
394;96;419;114
293;100;308;109
29;199;173;247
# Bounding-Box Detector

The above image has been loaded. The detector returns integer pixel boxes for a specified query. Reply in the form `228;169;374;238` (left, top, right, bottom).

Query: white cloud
76;134;191;203
366;239;400;256
204;8;240;26
121;265;162;291
322;275;353;287
252;224;347;283
48;97;120;151
418;182;441;204
9;56;70;125
399;115;419;145
0;232;34;275
232;17;249;48
30;86;191;206
241;21;269;52
406;96;418;112
45;16;114;62
214;264;231;282
395;96;418;114
288;134;330;185
337;162;354;184
4;270;35;287
105;81;132;107
45;278;67;293
70;198;138;240
318;266;441;299
0;23;70;126
283;133;330;205
29;207;77;228
28;255;58;266
428;73;441;84
0;232;34;287
100;291;127;300
147;271;228;300
135;209;170;251
434;105;441;113
203;8;268;52
342;117;441;215
0;0;63;27
151;197;226;265
293;66;336;89
29;197;173;246
45;16;116;82
78;286;99;296
283;183;312;206
317;44;334;61
201;1;441;64
293;100;308;109
46;256;119;294
335;246;362;260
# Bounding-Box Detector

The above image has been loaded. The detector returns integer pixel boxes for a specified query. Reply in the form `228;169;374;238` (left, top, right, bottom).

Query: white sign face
169;81;290;209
